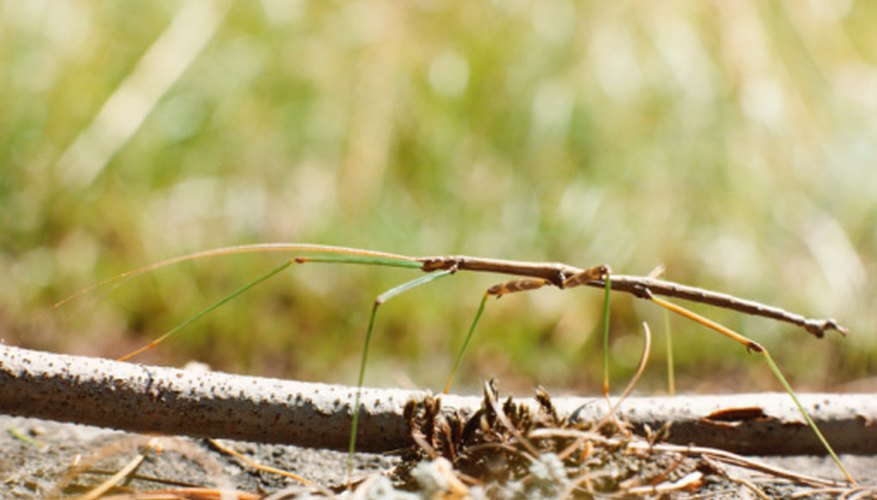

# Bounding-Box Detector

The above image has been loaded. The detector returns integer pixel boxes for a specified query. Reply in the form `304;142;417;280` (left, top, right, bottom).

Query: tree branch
1;345;874;455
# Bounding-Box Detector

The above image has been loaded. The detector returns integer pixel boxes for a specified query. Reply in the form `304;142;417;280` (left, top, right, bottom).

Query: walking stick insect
57;243;854;484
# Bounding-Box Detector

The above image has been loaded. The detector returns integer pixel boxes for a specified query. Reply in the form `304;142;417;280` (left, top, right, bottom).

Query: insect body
57;243;853;484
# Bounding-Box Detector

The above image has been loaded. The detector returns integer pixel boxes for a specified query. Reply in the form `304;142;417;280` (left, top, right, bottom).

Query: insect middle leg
443;265;609;394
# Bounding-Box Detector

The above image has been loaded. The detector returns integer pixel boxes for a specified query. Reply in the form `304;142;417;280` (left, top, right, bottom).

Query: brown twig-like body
418;255;846;338
602;276;846;338
56;243;847;340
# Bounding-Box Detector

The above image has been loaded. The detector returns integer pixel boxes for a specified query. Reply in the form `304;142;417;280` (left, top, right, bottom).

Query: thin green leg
443;292;489;394
347;269;454;485
762;350;855;484
664;309;675;396
601;272;612;397
118;260;294;361
651;296;856;485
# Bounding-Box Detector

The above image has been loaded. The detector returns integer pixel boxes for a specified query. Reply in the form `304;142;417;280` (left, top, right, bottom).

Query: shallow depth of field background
2;0;875;396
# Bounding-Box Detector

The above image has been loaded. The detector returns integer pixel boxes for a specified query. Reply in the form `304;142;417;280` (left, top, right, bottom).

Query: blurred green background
2;0;875;396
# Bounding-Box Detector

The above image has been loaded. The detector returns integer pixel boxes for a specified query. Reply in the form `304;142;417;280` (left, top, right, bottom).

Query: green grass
1;1;875;394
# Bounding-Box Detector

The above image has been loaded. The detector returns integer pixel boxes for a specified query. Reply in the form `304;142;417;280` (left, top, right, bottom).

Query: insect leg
443;278;551;394
347;269;455;484
117;261;294;362
649;295;855;484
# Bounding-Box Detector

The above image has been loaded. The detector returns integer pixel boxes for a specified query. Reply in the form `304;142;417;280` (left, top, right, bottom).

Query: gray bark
1;344;874;455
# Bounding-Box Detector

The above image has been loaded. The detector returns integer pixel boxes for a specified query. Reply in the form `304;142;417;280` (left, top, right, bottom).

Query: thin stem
79;440;154;500
610;321;652;415
209;439;315;487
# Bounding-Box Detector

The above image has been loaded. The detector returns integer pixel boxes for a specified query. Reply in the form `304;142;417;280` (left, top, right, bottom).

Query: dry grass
2;0;875;403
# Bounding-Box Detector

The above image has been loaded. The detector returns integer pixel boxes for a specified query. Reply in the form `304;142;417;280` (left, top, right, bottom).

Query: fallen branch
1;345;875;454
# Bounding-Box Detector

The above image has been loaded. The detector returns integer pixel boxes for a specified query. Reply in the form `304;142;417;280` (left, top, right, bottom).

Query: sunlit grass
1;1;875;393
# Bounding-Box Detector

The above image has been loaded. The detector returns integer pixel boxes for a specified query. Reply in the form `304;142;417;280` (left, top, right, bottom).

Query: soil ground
2;415;876;498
